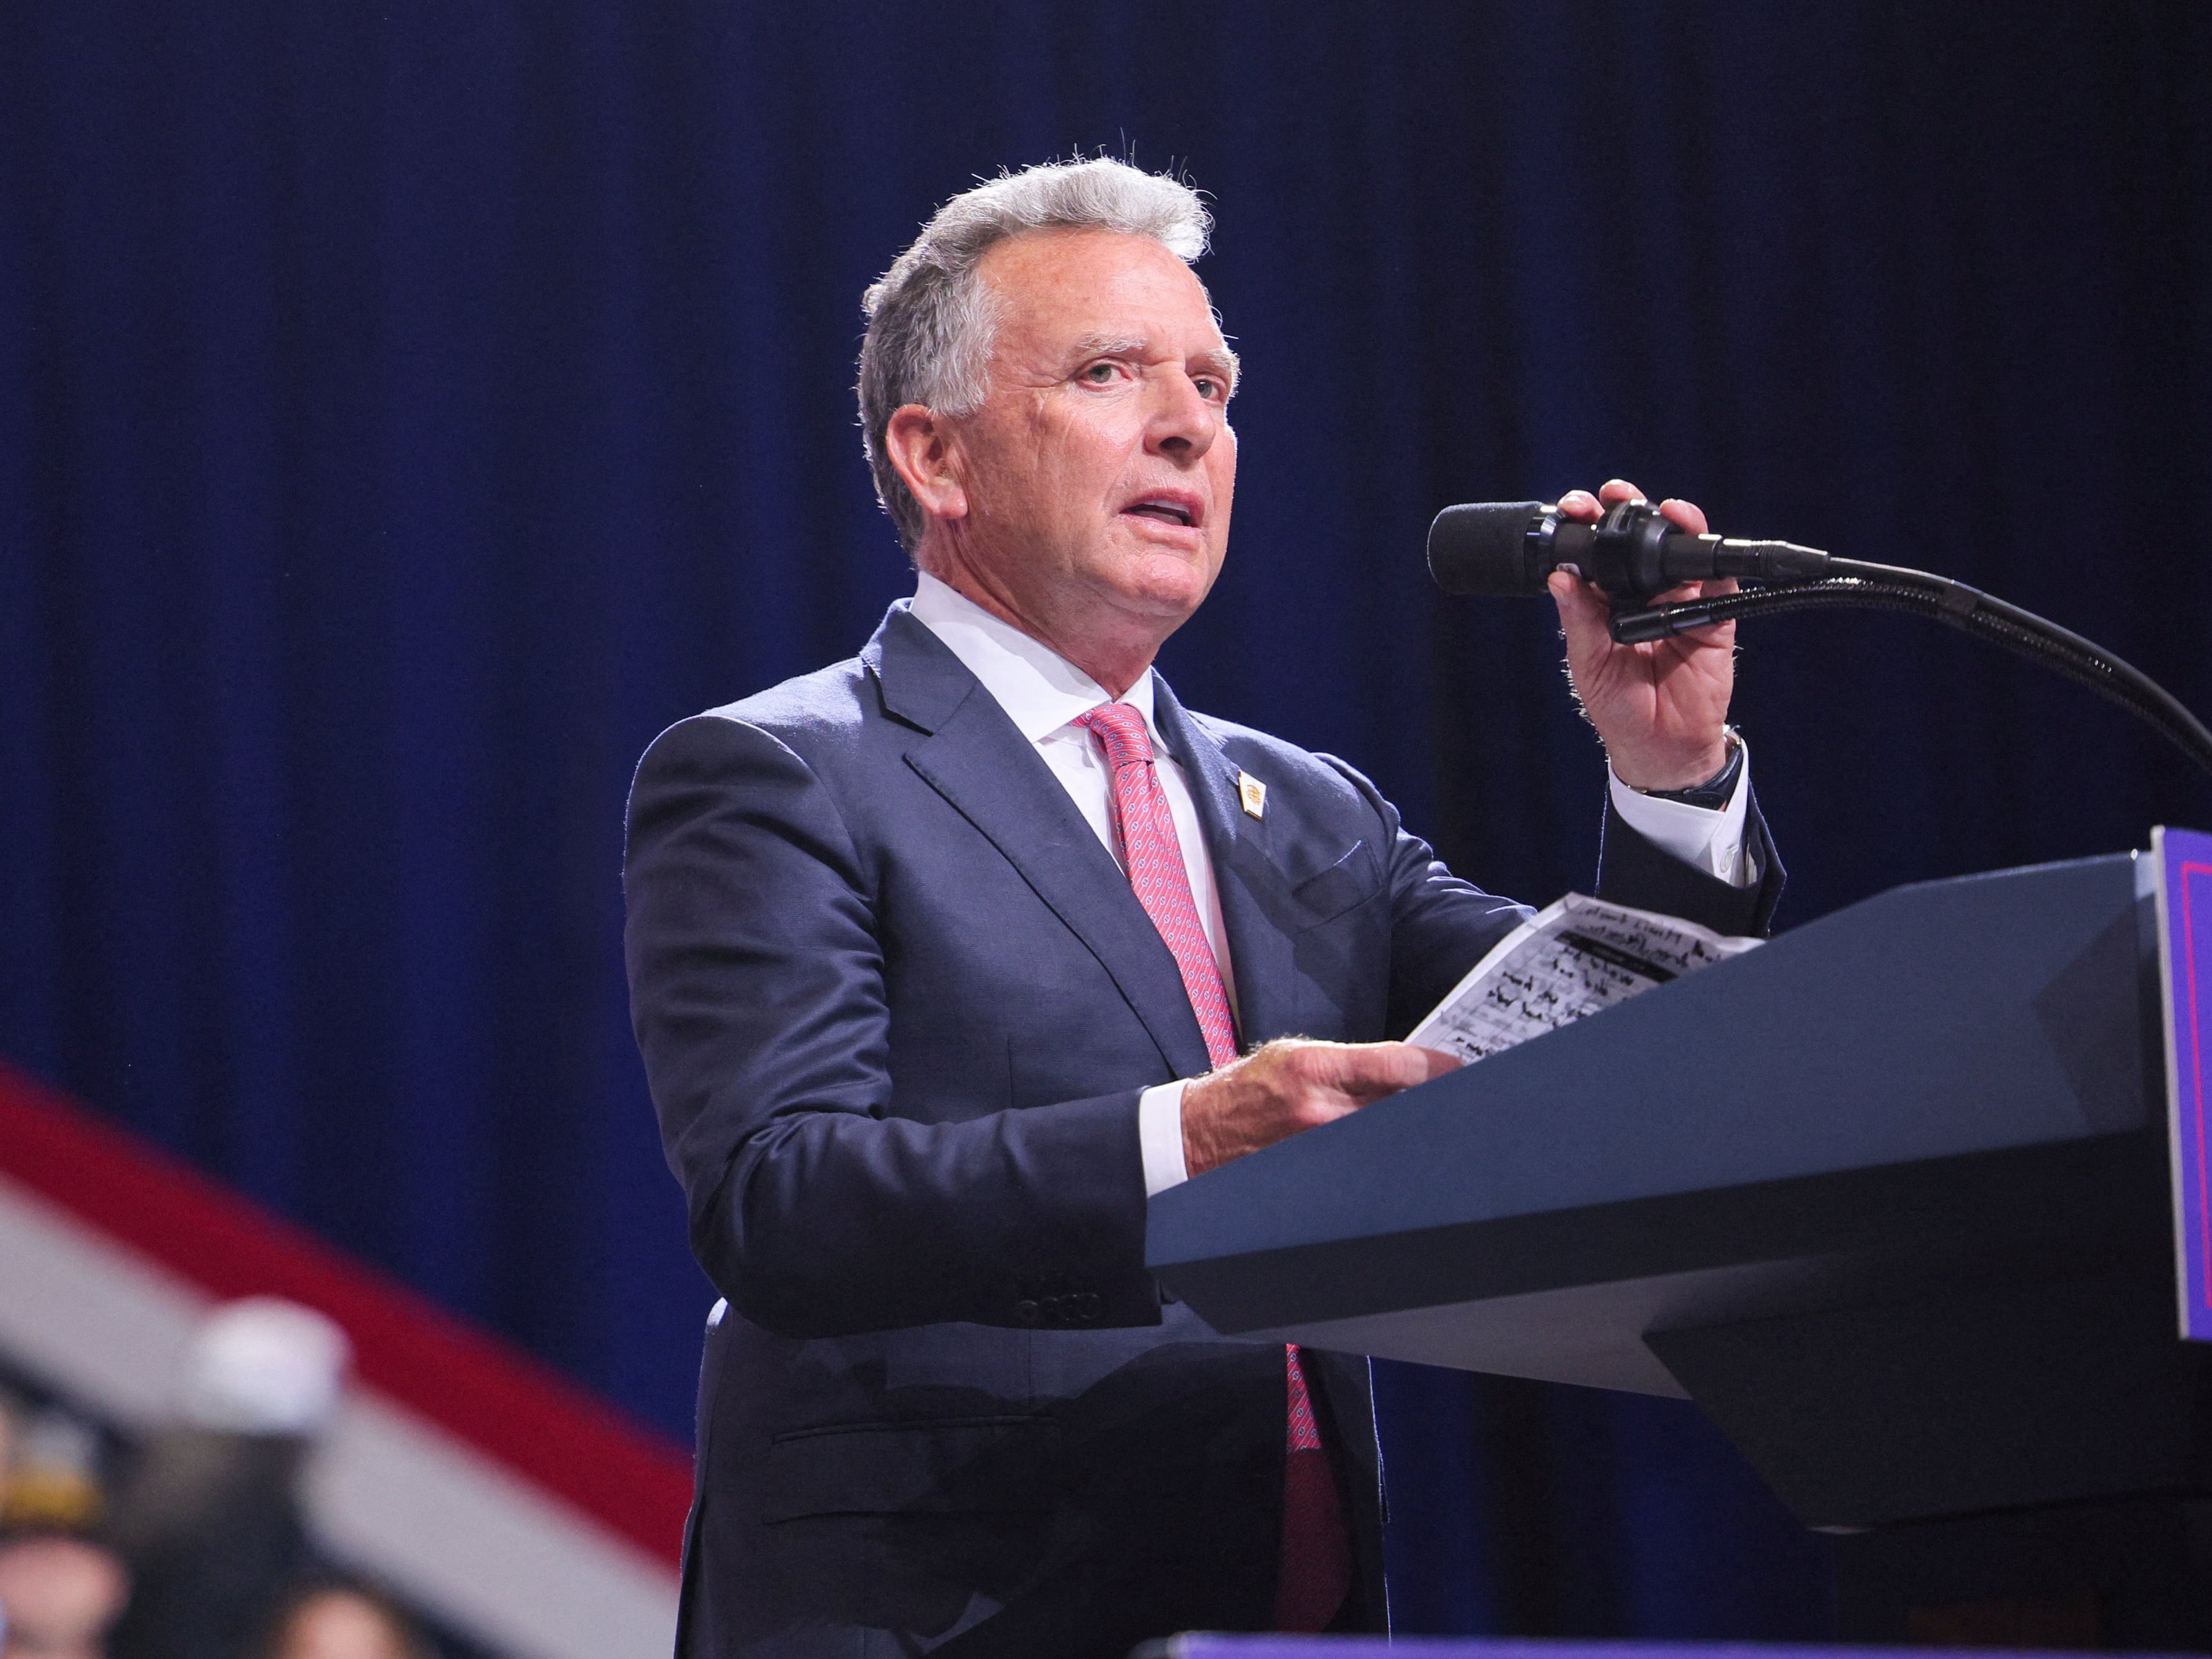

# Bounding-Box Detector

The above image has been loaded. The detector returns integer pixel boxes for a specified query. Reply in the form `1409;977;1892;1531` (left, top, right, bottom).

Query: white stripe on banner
0;1170;680;1659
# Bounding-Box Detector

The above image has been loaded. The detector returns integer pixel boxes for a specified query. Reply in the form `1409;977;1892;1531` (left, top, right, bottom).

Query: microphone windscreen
1426;502;1550;596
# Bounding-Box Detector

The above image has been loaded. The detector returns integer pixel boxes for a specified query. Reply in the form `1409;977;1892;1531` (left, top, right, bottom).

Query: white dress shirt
907;571;1753;1198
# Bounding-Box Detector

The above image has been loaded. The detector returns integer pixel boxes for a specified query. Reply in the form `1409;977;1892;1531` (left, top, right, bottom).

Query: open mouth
1121;495;1200;529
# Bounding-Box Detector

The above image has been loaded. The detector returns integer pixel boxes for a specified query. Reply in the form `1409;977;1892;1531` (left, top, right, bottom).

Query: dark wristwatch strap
1644;729;1744;810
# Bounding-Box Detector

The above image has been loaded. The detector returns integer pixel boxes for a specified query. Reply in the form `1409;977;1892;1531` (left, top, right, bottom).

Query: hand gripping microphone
1427;497;1832;608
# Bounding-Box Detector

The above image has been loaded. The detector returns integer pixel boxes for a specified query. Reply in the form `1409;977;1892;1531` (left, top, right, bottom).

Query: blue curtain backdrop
5;0;2209;1638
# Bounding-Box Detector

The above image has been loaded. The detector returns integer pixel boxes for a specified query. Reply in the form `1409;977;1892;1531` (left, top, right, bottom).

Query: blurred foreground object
0;1533;130;1659
260;1584;435;1659
175;1301;351;1437
0;1065;682;1653
106;1300;351;1659
3;1411;106;1532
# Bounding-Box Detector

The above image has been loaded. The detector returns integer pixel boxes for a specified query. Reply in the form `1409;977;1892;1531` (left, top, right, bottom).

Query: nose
1147;370;1221;464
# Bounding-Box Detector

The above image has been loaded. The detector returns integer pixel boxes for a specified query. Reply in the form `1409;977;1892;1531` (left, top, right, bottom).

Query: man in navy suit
624;158;1781;1658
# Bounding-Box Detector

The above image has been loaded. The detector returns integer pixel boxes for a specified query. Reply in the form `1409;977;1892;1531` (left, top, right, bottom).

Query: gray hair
857;158;1214;551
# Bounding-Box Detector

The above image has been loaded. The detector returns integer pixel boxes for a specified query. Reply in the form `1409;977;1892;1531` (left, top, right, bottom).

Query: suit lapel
1151;679;1301;1050
868;607;1216;1081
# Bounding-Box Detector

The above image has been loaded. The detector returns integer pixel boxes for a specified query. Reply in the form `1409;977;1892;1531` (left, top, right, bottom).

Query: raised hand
1545;479;1735;792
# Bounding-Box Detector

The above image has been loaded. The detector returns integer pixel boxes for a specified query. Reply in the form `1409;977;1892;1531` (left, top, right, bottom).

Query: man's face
933;228;1238;659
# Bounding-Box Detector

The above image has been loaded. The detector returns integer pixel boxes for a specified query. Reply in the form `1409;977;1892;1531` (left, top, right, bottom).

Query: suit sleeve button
1078;1293;1102;1319
1016;1300;1040;1325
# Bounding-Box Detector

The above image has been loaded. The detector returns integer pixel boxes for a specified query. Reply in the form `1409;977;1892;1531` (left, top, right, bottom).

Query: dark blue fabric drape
6;1;2207;1638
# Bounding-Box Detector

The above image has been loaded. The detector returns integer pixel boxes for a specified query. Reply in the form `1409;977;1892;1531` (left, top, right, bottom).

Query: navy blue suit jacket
623;603;1782;1658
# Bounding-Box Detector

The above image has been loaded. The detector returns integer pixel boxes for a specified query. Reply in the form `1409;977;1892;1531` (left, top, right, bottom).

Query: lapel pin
1237;771;1267;820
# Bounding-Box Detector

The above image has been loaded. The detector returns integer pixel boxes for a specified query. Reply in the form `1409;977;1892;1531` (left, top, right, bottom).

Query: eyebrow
1069;333;1241;395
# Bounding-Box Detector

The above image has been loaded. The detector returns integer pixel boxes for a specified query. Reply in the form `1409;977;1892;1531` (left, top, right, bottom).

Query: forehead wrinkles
981;231;1222;348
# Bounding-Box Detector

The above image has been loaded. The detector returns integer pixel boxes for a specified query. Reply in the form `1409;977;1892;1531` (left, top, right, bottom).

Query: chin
1111;569;1215;625
1099;542;1219;608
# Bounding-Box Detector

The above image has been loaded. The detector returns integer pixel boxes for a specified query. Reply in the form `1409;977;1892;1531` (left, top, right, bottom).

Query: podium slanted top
1147;853;2159;1395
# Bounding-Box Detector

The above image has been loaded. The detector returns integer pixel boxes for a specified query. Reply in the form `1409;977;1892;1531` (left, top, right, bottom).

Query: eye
1081;361;1121;383
1194;376;1223;400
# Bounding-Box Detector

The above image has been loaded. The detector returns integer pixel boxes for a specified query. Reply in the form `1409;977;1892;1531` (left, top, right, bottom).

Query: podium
1147;852;2212;1647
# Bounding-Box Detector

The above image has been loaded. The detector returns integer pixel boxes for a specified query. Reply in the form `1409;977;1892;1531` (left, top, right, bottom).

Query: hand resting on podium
1181;1038;1461;1177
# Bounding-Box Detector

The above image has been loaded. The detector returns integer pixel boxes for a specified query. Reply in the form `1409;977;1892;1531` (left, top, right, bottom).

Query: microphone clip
1536;498;1684;609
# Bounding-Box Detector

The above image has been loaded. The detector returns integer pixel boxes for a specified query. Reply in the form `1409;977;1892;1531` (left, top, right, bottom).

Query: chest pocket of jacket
1289;840;1382;930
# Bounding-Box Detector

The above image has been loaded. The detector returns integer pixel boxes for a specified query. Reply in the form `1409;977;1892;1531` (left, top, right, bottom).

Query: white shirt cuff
1607;740;1759;889
1138;1080;1191;1197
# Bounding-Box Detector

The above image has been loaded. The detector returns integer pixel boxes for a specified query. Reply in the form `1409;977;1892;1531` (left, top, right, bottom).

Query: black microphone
1427;497;1831;607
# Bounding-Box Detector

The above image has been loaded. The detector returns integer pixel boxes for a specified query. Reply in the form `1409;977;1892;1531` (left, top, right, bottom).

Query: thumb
1406;1044;1462;1081
1335;1041;1460;1100
1547;569;1612;654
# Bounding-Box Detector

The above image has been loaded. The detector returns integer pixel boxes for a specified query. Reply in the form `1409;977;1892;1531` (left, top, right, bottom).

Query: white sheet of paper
1404;892;1762;1065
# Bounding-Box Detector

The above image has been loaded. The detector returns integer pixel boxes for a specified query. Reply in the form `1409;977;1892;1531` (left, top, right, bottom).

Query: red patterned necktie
1071;701;1351;1633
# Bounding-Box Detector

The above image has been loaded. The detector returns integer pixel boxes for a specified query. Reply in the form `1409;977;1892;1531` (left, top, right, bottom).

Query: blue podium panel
1147;854;2160;1396
2154;825;2212;1342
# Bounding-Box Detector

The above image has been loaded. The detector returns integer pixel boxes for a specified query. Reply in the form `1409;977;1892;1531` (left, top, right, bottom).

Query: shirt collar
909;571;1165;750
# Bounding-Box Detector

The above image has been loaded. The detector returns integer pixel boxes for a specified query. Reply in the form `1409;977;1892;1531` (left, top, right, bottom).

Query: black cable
1608;559;2212;783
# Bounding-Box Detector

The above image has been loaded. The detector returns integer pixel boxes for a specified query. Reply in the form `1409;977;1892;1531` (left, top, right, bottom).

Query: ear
883;405;969;523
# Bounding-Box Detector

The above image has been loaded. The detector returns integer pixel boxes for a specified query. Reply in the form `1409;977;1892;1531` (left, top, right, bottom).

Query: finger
1556;489;1601;522
1374;1040;1461;1088
1333;1040;1453;1097
1599;479;1646;505
1406;1045;1464;1079
1547;569;1613;640
1658;496;1708;536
